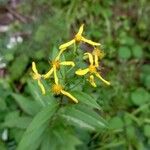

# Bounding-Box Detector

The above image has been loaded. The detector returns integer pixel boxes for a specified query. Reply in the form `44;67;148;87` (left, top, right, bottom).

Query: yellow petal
77;24;84;36
59;39;75;50
37;80;46;95
84;52;94;65
60;61;75;67
61;90;78;103
81;37;101;46
55;48;66;60
95;72;110;85
88;75;97;87
53;66;58;84
43;68;54;79
94;54;99;67
75;68;89;76
32;62;38;74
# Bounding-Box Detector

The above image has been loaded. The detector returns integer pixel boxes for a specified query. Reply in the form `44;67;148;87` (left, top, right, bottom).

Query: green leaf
71;91;101;110
144;125;150;138
131;88;150;106
61;105;106;131
11;129;25;143
140;65;150;89
118;46;131;60
3;116;32;129
40;131;53;150
132;45;143;59
108;116;124;129
126;125;135;139
17;102;58;150
40;127;81;150
54;129;81;150
144;75;150;89
12;93;41;116
27;81;55;107
0;97;7;111
40;129;58;150
9;54;28;80
124;113;133;125
34;25;47;42
49;46;59;60
0;140;6;150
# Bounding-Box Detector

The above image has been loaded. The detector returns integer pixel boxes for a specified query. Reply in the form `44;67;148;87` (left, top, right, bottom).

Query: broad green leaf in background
121;36;135;46
0;86;8;111
131;88;150;106
0;140;6;150
12;93;41;116
126;125;136;140
2;116;32;129
132;45;143;59
9;54;29;80
0;97;7;111
61;105;106;131
144;75;150;90
17;102;58;150
140;65;150;90
108;116;124;129
144;125;150;138
71;91;101;110
118;46;131;60
34;25;48;43
2;111;32;129
10;129;25;144
124;113;133;125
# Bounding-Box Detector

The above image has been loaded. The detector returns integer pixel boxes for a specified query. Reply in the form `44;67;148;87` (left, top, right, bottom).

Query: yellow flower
51;69;78;103
31;62;46;94
51;83;78;103
75;53;110;87
43;53;75;84
92;48;105;67
59;24;101;50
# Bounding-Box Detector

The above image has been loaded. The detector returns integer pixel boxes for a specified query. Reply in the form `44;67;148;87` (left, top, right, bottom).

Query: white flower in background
6;36;23;49
17;36;23;43
1;129;8;141
0;55;6;69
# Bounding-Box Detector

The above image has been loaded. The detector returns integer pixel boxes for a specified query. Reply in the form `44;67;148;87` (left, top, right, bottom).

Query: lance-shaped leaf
27;81;55;107
61;105;106;131
70;91;101;110
17;101;58;150
12;93;41;116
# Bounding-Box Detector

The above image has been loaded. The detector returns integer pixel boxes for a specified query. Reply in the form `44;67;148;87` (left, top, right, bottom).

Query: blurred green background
0;0;150;149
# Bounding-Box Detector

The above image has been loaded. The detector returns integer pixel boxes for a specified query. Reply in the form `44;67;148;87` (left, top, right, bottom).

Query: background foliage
0;0;150;149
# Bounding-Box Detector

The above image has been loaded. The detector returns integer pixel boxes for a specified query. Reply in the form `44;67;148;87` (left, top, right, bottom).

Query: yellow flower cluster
31;24;110;103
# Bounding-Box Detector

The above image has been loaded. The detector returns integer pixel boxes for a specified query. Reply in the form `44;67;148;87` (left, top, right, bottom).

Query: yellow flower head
31;62;46;94
51;76;78;103
93;48;105;59
59;24;101;50
52;60;60;69
43;53;75;85
52;84;63;95
75;53;110;87
92;48;105;67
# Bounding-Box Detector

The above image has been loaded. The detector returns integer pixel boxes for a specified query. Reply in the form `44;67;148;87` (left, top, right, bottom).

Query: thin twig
6;6;27;23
